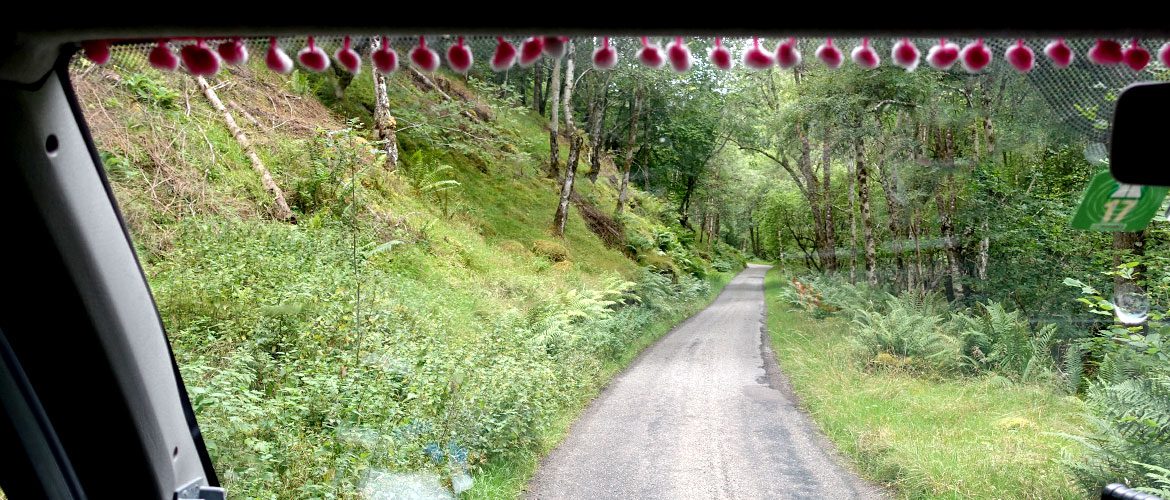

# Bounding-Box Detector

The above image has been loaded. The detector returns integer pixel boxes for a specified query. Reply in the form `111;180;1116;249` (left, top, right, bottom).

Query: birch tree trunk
370;38;399;170
553;43;580;236
196;76;294;223
546;58;562;179
977;219;990;280
615;88;642;216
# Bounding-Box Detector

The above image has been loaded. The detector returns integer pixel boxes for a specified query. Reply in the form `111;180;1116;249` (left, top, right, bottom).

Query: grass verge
466;271;735;499
762;268;1086;499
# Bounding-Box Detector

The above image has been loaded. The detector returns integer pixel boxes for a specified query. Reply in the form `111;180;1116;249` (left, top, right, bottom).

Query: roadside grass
763;268;1086;499
467;271;734;499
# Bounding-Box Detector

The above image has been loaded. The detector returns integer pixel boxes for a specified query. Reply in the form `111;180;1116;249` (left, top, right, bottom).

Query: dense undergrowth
771;269;1170;498
72;54;743;498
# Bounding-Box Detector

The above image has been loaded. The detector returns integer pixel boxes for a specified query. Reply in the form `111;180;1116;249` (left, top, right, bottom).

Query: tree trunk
907;207;917;293
370;38;399;170
553;44;580;236
678;174;698;228
937;181;965;301
560;42;576;136
196;76;294;223
546;58;562;178
794;124;836;273
615;88;642;216
848;155;858;284
540;63;554;116
821;131;836;272
1113;231;1146;290
553;136;584;236
977;219;990;281
586;71;611;183
878;161;904;291
856;135;877;286
533;63;543;114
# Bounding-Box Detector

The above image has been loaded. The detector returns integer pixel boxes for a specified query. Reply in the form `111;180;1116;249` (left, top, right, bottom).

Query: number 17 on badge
1071;171;1170;232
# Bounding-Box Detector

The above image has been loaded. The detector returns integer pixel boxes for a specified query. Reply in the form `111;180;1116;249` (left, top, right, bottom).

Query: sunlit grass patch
764;269;1086;499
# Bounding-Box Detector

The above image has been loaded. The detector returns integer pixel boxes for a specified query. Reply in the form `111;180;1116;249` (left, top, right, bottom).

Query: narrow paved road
527;264;882;499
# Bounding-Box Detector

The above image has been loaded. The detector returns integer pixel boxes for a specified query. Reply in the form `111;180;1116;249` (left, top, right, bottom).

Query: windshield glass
70;35;1170;499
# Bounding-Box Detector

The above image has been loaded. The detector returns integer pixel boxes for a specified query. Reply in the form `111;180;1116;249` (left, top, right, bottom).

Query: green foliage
76;52;743;498
851;303;959;373
531;240;570;262
293;122;382;217
764;268;1084;498
950;301;1058;382
121;72;180;109
1062;375;1170;494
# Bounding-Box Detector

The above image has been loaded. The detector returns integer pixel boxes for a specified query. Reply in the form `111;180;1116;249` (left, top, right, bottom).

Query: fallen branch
195;75;296;223
228;100;262;129
407;67;488;122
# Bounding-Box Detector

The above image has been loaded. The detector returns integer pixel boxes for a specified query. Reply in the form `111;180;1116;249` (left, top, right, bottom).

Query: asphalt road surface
526;264;883;499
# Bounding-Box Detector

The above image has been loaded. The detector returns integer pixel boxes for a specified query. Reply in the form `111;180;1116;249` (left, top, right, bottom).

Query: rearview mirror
1110;82;1170;186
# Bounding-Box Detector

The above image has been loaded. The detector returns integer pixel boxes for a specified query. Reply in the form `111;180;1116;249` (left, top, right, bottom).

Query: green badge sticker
1071;171;1169;232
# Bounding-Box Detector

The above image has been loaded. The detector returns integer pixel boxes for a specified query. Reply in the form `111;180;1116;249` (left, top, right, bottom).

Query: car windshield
70;35;1170;498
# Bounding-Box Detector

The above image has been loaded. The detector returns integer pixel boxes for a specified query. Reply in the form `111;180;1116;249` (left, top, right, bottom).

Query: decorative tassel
217;37;248;66
491;37;518;72
266;38;294;74
815;38;843;69
959;38;991;73
637;37;665;68
149;40;179;71
667;37;692;72
891;38;919;71
410;36;440;72
1044;39;1074;68
1004;39;1034;73
1122;39;1150;71
1088;39;1123;65
180;39;220;76
298;36;330;72
926;38;960;70
542;36;569;59
372;36;399;74
593;37;618;70
709;37;732;70
518;37;544;67
776;38;801;69
743;37;774;69
82;40;111;65
851;38;880;69
447;36;473;73
335;36;361;74
1160;42;1170;69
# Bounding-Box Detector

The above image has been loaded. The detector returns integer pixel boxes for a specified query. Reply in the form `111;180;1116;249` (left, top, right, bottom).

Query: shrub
852;303;959;372
531;239;569;262
639;251;679;278
1063;374;1170;494
950;301;1058;382
497;239;527;256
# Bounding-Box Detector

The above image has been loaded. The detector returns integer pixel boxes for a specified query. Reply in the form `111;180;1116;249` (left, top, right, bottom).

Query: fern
951;301;1056;382
1063;374;1170;494
1135;462;1170;497
852;303;958;372
1064;343;1085;394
